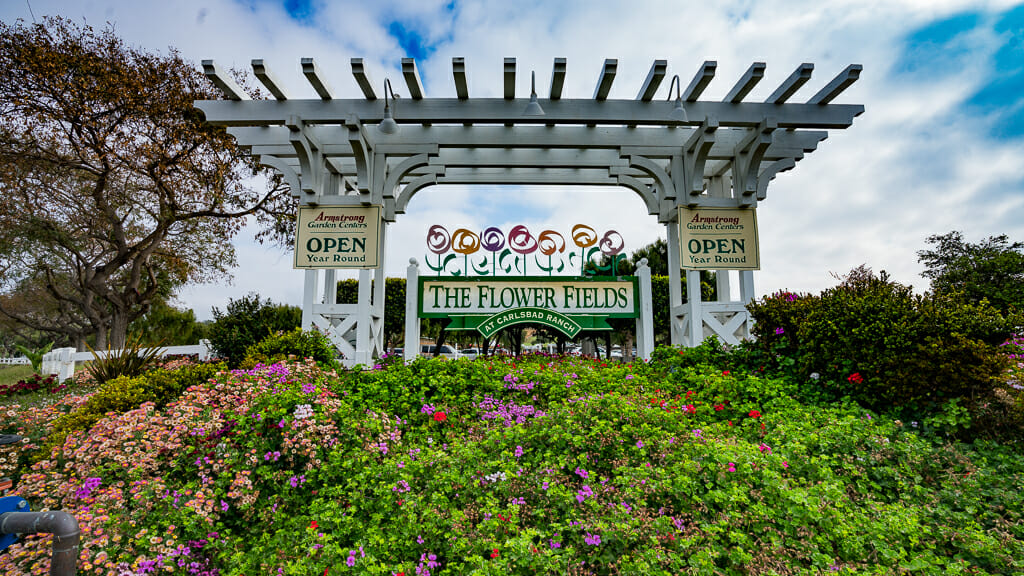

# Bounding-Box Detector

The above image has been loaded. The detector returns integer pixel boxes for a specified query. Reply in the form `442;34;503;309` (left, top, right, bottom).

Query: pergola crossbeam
808;64;863;105
593;59;618;100
351;58;377;100
724;62;766;103
301;58;334;100
202;60;249;101
550;58;567;100
402;58;425;100
766;63;813;104
252;59;289;100
684;61;716;102
453;58;469;100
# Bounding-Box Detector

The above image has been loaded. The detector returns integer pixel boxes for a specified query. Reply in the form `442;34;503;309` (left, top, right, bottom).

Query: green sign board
476;307;582;338
418;276;638;337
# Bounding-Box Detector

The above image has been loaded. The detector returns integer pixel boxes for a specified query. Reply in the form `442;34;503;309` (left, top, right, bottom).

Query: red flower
749;410;761;418
722;370;730;376
685;390;694;399
310;520;319;529
490;548;499;558
433;411;447;422
714;404;724;411
323;569;328;576
847;372;864;384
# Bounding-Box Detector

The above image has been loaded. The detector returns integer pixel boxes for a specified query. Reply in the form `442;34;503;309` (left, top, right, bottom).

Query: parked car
460;348;481;360
420;344;460;359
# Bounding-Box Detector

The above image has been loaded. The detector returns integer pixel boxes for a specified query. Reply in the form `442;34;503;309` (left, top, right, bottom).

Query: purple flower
220;500;229;512
576;485;594;503
514;445;524;458
584;533;602;546
774;327;785;336
635;440;643;449
346;551;356;567
417;535;424;544
574;467;589;479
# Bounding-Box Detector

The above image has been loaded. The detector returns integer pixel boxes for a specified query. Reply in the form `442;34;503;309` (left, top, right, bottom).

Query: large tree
0;17;292;349
917;231;1024;313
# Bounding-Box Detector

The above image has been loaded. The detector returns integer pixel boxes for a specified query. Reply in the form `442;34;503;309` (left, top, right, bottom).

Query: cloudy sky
4;0;1023;320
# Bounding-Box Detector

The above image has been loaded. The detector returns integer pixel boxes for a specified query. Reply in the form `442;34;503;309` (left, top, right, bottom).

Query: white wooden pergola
196;57;863;366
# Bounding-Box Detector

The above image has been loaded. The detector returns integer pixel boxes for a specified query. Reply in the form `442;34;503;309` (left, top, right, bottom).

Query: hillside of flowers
1;345;1023;576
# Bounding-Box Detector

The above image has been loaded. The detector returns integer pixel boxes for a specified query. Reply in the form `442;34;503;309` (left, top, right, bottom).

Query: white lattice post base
405;258;420;362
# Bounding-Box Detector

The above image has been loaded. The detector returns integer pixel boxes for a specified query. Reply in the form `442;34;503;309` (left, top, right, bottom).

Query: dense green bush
207;293;302;367
748;268;1020;419
242;328;338;369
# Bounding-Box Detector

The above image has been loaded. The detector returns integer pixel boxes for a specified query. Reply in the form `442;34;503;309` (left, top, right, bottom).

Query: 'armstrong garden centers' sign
294;206;382;269
419;276;639;338
678;207;760;271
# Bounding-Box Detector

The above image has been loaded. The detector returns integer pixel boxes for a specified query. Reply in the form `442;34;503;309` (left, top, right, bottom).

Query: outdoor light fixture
523;71;545;116
667;74;688;124
378;78;399;134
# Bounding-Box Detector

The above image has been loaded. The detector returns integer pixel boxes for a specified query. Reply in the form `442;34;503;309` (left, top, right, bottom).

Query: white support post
302;270;318;330
635;258;654;361
716;271;732;302
666;219;684;346
405;258;420;362
685;270;704;346
355;268;372;366
372;223;388;356
739;270;756;304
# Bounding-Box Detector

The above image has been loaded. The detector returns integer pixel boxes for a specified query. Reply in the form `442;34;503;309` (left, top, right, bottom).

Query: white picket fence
37;341;213;382
0;356;31;365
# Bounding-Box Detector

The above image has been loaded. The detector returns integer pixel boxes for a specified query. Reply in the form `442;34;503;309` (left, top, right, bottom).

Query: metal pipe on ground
0;511;80;575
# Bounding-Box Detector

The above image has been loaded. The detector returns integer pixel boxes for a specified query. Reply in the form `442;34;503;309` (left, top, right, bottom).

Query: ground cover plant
0;343;1022;575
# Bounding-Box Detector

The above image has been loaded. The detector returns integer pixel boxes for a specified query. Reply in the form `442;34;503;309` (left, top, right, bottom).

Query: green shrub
207;293;302;368
748;267;1018;420
242;328;337;369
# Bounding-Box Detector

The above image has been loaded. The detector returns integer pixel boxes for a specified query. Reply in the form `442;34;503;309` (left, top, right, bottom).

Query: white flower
294;404;314;420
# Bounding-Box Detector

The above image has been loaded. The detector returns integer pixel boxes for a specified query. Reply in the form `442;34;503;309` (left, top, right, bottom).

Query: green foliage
6;355;1024;575
242;328;338;369
747;267;1018;421
12;341;53;372
918;230;1024;314
129;299;207;346
85;332;165;384
207;293;302;367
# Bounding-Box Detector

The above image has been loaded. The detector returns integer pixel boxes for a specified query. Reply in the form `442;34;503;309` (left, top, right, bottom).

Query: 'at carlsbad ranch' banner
294;206;381;269
678;207;760;270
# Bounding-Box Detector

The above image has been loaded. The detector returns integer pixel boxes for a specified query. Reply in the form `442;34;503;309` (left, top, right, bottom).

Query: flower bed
1;352;1023;575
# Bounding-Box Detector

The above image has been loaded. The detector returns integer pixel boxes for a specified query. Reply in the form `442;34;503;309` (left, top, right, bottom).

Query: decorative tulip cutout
451;228;480;276
480;226;505;276
508;225;538;275
425;225;453;276
537;230;566;275
571;224;598;275
599;230;625;276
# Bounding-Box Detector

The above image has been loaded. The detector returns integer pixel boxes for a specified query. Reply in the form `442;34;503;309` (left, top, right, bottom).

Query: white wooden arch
196;57;863;365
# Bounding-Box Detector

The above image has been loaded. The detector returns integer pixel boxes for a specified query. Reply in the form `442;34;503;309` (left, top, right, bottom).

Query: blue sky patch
283;0;315;22
897;7;1024;139
894;11;981;75
388;20;434;61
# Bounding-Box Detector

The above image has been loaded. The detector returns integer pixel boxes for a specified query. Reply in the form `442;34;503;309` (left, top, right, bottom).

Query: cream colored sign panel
678;207;760;270
294;206;381;269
